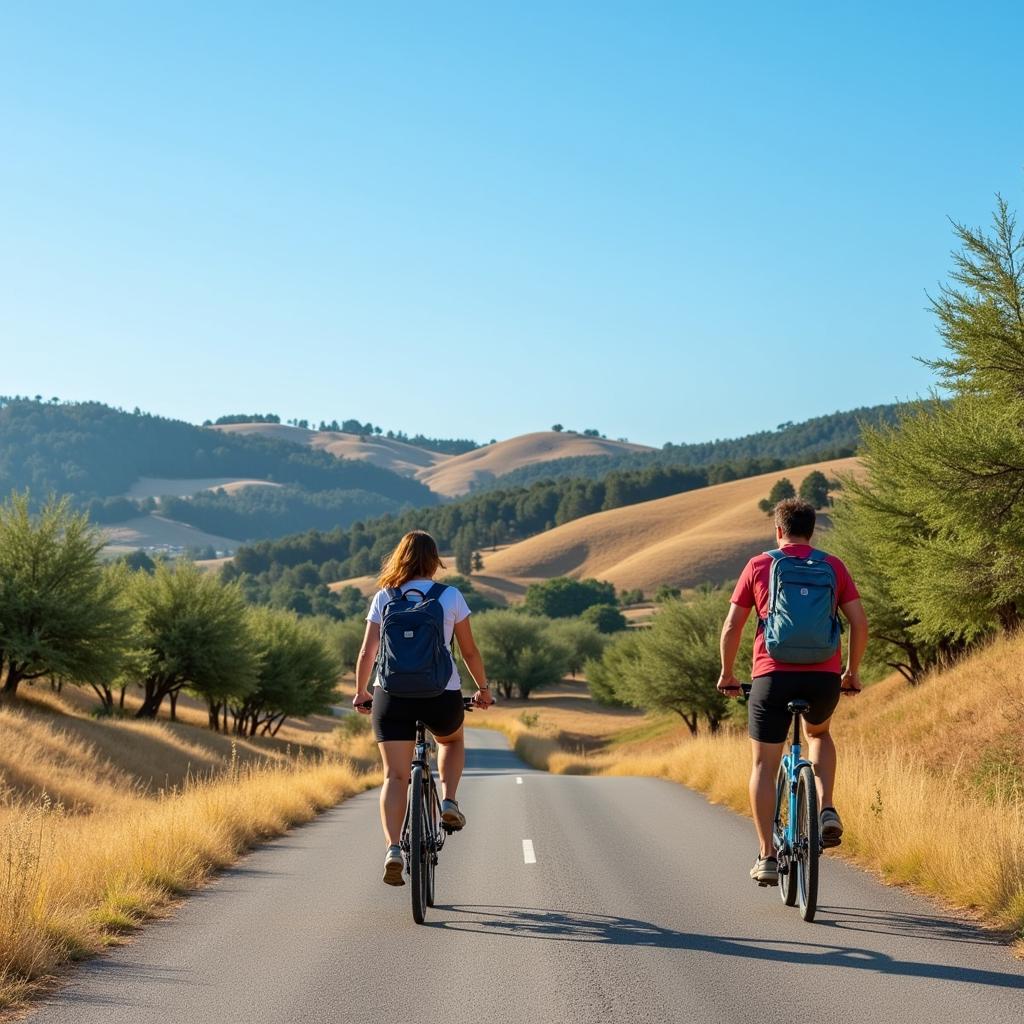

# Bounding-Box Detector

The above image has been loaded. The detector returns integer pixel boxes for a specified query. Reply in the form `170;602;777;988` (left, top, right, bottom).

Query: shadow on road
430;905;1024;991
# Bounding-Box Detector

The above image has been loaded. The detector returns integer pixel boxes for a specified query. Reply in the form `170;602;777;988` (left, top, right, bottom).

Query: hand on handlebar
716;672;744;699
353;690;373;714
472;687;495;709
840;669;862;697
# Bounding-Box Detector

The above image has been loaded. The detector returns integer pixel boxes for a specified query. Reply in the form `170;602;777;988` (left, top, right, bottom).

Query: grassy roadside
477;643;1024;942
0;696;380;1012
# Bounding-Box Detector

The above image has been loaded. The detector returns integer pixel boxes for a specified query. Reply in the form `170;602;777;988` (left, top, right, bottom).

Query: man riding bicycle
717;497;868;885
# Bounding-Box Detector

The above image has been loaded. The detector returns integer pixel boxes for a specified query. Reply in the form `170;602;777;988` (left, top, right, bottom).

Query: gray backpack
760;549;842;664
375;583;452;697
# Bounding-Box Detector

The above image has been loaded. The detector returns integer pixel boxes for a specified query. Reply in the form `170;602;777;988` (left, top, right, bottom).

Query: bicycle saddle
787;699;811;716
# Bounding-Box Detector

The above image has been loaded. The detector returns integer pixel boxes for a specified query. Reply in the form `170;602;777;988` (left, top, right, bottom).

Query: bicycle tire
410;765;428;924
796;764;820;922
425;780;437;907
775;763;797;907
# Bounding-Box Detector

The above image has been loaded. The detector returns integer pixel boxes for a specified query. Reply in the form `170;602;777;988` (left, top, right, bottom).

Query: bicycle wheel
409;766;428;924
795;764;820;922
775;763;797;907
425;778;438;907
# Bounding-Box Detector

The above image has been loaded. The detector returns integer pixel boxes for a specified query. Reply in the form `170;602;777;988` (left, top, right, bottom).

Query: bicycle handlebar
355;696;484;711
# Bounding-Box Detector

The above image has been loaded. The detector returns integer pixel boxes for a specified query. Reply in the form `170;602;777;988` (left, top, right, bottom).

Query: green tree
523;577;616;618
472;550;484;573
616;589;750;734
653;584;681;604
848;194;1024;642
798;470;832;509
758;477;796;516
316;617;365;673
546;618;605;677
231;607;338;735
471;611;570;699
0;495;131;698
579;603;627;633
584;631;642;707
454;526;476;575
127;561;260;720
827;486;941;683
551;424;564;432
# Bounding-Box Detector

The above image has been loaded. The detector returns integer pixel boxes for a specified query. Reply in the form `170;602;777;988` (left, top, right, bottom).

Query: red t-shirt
730;544;860;678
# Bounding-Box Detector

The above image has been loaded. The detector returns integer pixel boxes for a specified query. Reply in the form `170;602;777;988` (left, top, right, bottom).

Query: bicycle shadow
816;904;1007;947
429;905;1024;991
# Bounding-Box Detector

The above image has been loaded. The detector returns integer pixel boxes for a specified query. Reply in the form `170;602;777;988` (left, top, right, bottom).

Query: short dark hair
774;498;816;539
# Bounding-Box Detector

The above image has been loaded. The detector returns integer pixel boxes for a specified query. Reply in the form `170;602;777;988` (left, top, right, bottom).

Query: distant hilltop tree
551;424;564;432
210;413;281;425
758;477;796;516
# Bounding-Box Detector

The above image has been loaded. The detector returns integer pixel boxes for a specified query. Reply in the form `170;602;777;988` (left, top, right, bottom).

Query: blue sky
1;2;1021;447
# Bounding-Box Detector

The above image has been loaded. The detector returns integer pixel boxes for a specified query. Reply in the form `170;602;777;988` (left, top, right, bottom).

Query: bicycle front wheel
775;763;797;907
795;764;820;922
425;779;438;907
409;766;428;924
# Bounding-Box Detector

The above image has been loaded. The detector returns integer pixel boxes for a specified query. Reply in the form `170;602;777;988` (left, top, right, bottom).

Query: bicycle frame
774;708;814;859
400;721;447;865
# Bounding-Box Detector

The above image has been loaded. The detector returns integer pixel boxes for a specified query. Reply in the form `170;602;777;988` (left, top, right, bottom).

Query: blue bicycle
742;684;820;922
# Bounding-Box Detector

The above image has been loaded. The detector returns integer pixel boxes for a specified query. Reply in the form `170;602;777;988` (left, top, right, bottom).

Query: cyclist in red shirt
717;497;868;885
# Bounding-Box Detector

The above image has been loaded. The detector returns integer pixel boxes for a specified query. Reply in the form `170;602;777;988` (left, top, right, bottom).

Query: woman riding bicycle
353;530;493;886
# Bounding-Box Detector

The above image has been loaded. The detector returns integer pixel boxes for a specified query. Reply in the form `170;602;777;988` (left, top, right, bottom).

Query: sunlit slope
212;422;450;479
415;431;655;497
480;457;862;592
103;515;241;554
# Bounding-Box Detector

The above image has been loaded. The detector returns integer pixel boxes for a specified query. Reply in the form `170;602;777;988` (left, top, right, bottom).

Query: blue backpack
375;583;453;698
760;549;842;664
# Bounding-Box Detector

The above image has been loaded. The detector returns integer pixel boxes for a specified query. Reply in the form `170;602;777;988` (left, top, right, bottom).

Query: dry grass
490;638;1024;938
481;457;863;593
0;693;380;1011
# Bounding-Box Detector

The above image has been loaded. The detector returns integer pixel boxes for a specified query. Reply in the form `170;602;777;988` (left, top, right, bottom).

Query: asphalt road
27;729;1024;1024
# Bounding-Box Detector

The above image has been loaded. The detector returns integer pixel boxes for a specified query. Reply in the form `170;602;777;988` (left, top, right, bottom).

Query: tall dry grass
0;696;381;1011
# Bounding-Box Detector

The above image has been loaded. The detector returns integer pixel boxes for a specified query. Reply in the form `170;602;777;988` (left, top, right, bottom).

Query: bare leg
804;719;836;808
749;740;785;858
378;741;414;846
434;727;465;801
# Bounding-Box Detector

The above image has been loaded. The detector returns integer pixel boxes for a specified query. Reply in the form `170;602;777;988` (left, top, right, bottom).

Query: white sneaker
383;844;404;886
441;798;466;830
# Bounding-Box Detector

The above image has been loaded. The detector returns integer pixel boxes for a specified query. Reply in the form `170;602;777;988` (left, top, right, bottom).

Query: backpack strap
424;582;448;601
764;550;787;615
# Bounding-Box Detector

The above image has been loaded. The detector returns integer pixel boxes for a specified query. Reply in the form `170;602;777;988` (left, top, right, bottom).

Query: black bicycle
360;696;475;923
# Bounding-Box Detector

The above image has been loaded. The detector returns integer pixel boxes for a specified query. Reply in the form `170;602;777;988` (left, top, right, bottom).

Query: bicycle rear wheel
775;763;797;907
796;765;820;922
409;766;428;924
425;780;438;907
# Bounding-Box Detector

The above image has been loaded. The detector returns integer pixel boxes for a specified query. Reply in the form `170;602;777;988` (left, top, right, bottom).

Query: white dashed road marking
522;839;536;864
516;777;523;784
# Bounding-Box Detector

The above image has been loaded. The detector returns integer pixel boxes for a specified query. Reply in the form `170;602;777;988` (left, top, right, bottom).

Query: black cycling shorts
371;688;465;743
747;672;842;744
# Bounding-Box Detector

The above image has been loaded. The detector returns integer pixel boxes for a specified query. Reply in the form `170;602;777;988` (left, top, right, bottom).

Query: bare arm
839;598;868;694
718;602;752;696
454;617;494;707
353;621;380;713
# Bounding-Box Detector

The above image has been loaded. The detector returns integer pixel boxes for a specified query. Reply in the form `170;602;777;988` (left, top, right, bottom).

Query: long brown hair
377;530;446;589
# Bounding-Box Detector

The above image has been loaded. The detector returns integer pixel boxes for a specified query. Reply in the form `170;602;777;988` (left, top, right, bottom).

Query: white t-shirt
366;579;471;691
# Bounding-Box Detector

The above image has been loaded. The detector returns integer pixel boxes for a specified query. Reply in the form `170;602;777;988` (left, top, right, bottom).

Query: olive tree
127;560;259;720
0;494;131;698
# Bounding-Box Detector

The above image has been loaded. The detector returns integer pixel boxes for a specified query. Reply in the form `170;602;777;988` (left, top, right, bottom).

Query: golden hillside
479;457;862;593
414;431;655;497
212;422;450;479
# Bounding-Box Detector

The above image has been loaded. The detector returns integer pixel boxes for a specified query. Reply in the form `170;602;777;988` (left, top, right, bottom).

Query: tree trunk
270;715;288;737
2;666;24;697
119;685;128;709
136;677;173;718
996;602;1021;634
673;708;699;736
208;700;221;731
89;681;115;712
169;690;179;722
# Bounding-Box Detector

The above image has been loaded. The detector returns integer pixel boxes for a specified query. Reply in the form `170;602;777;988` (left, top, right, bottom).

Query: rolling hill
212;423;451;478
471;457;863;595
414;431;656;496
